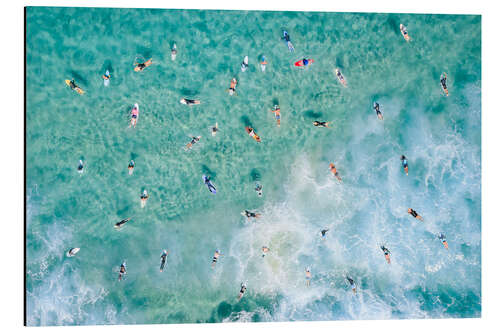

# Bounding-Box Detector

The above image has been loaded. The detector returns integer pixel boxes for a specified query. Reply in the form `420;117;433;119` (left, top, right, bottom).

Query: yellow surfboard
65;80;85;95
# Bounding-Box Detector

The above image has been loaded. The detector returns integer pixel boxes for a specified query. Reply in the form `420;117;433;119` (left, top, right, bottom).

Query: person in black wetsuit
346;276;357;294
373;102;383;120
114;218;131;229
313;121;330;128
160;250;168;272
407;208;423;221
380;245;391;264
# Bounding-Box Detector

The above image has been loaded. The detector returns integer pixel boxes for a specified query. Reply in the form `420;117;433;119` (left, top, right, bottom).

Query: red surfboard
294;59;314;67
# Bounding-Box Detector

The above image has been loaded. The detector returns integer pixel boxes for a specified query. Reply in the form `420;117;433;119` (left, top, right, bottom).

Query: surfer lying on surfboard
381;245;391;264
313;121;331;128
346;276;357;294
140;190;149;207
102;70;110;86
186;136;201;150
180;98;201;105
400;24;410;41
77;160;84;174
134;58;152;72
129;103;139;128
295;58;314;67
160;250;169;272
270;105;281;127
114;218;131;230
241;56;249;72
66;79;85;94
118;261;127;281
245;127;261;142
335;69;347;87
171;43;177;61
408;208;424;221
66;248;80;257
438;234;449;249
128;160;135;175
211;250;222;268
400;155;409;175
227;78;237;95
211;122;219;136
440;73;449;96
238;283;247;300
329;163;342;182
282;30;295;52
255;182;263;197
373;102;383;120
242;210;261;220
260;56;267;72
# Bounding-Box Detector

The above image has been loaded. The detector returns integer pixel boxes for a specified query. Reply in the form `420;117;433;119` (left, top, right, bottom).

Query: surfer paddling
381;245;391;264
160;250;168;272
118;261;127;281
313;121;331;128
401;155;409;175
114;218;131;230
129;103;139;128
440;73;449;96
242;210;261;221
346;276;357;294
211;250;222;268
186;136;201;150
128;160;135;175
329;163;342;182
227;78;237;96
134;58;152;72
238;283;247;300
438;234;449;249
140;190;149;208
180;98;201;105
245;126;261;142
373;102;383;120
400;24;411;41
408;208;424;221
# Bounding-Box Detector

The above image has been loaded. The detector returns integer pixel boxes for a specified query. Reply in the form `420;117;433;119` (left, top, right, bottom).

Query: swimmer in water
313;121;331;128
261;246;270;257
329;163;342;182
203;175;217;194
160;250;169;272
373;102;383;120
440;73;449;96
401;155;409;175
255;182;263;197
129;103;139;128
77;160;84;174
180;98;201;105
211;250;222;268
270;105;281;127
211;122;219;137
407;208;424;221
114;218;131;230
128;160;135;175
186;136;201;150
227;78;237;96
438;234;449;249
380;245;391;264
140;190;149;208
134;58;152;72
346;276;357;294
242;210;261;220
238;283;247;300
321;228;329;239
118;261;127;281
305;268;312;286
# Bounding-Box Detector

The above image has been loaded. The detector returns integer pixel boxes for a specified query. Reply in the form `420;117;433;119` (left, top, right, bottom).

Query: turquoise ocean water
25;7;481;326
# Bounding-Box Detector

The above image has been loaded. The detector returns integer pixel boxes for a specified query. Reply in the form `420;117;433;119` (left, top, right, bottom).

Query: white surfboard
66;248;80;257
241;56;249;72
171;43;177;61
